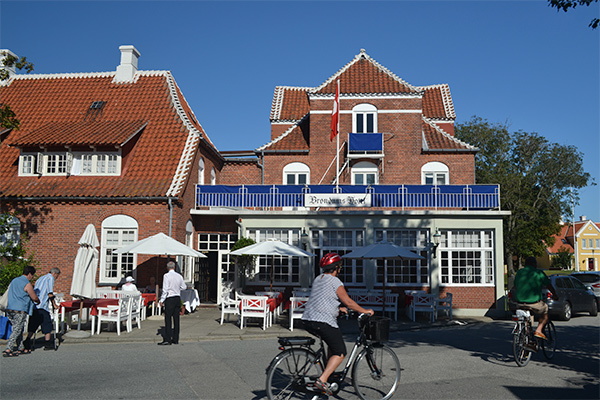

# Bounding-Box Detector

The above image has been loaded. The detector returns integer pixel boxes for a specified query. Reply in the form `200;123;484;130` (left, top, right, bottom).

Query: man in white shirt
158;261;186;345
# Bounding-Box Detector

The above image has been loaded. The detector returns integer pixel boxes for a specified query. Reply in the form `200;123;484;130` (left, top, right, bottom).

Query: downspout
259;150;265;184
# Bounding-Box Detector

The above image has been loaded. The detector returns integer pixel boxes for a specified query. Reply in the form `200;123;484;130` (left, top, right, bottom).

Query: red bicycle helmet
320;252;342;270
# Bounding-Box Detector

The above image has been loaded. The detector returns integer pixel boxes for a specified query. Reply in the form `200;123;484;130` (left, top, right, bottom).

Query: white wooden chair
128;294;142;331
96;296;132;335
289;297;309;331
435;292;453;320
220;291;240;325
409;293;436;323
239;296;270;330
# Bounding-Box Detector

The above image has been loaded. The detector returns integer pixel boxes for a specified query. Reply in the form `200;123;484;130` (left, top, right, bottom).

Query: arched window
210;168;216;185
352;104;378;133
421;161;449;185
351;161;378;185
198;158;205;185
100;215;138;284
283;162;310;185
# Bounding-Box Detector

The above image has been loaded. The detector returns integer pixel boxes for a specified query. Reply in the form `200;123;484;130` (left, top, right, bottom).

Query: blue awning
349;133;383;152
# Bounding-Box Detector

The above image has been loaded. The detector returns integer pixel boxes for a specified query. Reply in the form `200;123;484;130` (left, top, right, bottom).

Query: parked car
571;271;600;307
545;275;598;321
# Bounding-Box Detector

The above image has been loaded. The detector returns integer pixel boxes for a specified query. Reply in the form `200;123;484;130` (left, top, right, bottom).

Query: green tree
230;237;257;289
548;0;599;29
456;116;593;275
0;213;37;294
551;247;574;270
1;50;34;131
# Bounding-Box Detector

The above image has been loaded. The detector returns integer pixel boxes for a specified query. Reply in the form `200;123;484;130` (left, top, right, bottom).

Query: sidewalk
33;306;492;346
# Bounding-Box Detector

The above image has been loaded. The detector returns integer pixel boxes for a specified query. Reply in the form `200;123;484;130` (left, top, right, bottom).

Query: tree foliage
551;247;574;270
1;50;34;131
549;0;599;29
0;213;37;294
455;116;593;273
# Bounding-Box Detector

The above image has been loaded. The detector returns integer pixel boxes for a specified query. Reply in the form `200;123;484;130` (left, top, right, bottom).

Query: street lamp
431;228;442;258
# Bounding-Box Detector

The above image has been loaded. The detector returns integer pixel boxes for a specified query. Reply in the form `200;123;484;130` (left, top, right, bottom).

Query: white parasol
229;239;314;291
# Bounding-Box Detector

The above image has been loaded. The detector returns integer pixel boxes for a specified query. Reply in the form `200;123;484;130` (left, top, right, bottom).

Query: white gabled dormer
114;45;140;83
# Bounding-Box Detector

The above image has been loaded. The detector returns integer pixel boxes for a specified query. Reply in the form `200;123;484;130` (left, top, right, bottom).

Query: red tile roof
0;71;214;198
422;118;477;152
546;224;574;254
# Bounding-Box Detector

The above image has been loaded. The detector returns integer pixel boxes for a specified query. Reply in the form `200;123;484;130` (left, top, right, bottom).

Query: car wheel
590;299;598;317
562;301;572;321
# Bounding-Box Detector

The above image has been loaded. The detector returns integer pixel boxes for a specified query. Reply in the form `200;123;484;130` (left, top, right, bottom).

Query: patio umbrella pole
270;255;274;291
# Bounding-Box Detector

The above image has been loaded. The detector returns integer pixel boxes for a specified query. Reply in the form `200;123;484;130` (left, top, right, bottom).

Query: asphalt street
1;311;598;400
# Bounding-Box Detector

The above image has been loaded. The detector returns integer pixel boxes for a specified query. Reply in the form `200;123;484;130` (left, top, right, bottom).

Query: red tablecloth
142;293;156;306
60;299;119;317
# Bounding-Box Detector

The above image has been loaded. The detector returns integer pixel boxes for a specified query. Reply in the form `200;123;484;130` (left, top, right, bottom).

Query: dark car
571;271;600;307
545;275;598;321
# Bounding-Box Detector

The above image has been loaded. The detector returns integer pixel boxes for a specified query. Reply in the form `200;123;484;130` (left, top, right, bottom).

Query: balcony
195;184;500;211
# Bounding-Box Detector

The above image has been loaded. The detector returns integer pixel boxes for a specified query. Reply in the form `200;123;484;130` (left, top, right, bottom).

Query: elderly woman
3;266;40;357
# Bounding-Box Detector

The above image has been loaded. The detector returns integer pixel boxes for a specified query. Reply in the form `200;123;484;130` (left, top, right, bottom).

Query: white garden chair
96;296;132;335
289;297;308;331
220;291;240;325
239;296;270;330
409;293;436;323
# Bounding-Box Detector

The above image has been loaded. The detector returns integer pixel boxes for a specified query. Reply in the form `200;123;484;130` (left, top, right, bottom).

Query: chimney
114;45;141;83
580;215;587;221
1;49;18;79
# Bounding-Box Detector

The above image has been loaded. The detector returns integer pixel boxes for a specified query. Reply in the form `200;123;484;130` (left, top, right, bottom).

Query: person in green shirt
513;256;558;340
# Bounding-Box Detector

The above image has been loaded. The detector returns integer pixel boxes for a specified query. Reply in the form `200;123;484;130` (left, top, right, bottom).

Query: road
1;315;598;399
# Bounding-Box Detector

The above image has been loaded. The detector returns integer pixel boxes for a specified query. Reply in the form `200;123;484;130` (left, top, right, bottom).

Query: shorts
302;320;347;357
27;308;53;334
515;301;548;315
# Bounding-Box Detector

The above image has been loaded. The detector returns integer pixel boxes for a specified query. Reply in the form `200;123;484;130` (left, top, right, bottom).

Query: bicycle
265;313;401;400
511;307;556;367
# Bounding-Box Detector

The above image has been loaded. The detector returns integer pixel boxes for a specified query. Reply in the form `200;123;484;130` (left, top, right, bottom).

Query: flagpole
336;80;340;188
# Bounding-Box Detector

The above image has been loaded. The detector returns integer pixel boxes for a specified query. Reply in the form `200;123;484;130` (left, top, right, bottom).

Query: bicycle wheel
541;321;557;359
512;323;532;367
352;343;401;400
266;348;324;400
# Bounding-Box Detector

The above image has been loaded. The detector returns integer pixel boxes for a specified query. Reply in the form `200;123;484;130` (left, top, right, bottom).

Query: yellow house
571;218;600;271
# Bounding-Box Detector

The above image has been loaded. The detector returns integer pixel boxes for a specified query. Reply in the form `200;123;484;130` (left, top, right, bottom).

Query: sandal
313;378;333;395
2;349;19;357
534;332;548;341
18;348;32;355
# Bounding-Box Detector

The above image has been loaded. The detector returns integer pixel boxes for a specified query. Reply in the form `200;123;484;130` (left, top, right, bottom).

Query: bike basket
366;317;391;342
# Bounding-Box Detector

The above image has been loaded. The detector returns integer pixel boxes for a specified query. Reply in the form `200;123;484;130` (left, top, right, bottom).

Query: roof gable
422;117;477;152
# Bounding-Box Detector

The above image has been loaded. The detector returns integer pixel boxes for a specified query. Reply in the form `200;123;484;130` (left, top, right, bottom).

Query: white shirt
160;269;186;303
122;282;138;292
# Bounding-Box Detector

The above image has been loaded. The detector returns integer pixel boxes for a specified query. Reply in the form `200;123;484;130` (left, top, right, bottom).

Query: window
198;158;205;185
375;229;429;285
283;162;310;185
20;154;36;175
71;152;120;176
247;229;303;285
0;214;20;247
421;162;449;185
46;153;68;174
100;215;138;284
596;239;600;249
353;104;377;133
20;151;121;176
439;230;495;285
351;161;378;185
311;229;365;285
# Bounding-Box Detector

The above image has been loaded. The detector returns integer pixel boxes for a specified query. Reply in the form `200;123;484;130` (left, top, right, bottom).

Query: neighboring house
194;50;510;316
539;216;600;271
0;46;222;296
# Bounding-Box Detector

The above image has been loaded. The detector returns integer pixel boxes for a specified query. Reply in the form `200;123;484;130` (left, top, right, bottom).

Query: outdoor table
256;291;283;321
180;289;200;313
60;298;117;335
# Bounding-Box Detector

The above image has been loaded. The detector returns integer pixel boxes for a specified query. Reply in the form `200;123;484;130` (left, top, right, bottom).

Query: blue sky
1;0;598;221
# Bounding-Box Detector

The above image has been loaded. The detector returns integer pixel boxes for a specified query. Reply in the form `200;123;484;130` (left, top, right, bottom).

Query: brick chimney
114;45;140;83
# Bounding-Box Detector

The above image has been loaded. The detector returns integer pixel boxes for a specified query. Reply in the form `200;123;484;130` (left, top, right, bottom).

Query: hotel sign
304;193;371;208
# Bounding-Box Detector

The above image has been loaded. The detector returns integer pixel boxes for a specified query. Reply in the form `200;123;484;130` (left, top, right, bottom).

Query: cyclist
301;253;374;395
512;256;557;341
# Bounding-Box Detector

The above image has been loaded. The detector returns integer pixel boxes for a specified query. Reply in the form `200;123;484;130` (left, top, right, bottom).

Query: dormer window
19;150;121;176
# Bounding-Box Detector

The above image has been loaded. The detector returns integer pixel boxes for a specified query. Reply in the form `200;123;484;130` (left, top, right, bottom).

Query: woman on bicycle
301;252;374;395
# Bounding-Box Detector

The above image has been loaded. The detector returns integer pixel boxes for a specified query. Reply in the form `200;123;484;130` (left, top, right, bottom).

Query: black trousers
164;296;181;343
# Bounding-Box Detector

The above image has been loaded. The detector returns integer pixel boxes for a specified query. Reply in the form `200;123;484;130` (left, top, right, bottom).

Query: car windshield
572;274;600;284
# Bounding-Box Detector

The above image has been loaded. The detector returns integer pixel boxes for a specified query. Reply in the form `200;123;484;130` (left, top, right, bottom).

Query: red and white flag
330;80;340;141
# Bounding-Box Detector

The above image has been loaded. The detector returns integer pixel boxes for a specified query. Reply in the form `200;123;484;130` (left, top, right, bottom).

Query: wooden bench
348;290;399;321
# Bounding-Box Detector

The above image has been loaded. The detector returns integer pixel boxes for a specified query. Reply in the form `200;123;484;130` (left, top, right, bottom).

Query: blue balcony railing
195;184;500;211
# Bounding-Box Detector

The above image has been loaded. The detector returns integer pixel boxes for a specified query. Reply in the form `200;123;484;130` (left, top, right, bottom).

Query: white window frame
247;229;303;285
19;153;37;175
375;229;430;286
421;161;449;185
311;229;365;286
19;150;121;176
351;161;378;185
99;215;138;285
70;151;121;176
198;158;205;185
352;103;378;133
439;230;495;285
283;162;310;185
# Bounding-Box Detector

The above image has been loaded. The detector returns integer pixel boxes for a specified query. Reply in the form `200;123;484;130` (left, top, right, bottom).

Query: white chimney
580;215;587;221
1;49;18;79
114;45;141;83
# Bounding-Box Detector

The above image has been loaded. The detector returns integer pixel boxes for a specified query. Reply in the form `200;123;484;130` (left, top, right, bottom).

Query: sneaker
313;378;333;395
